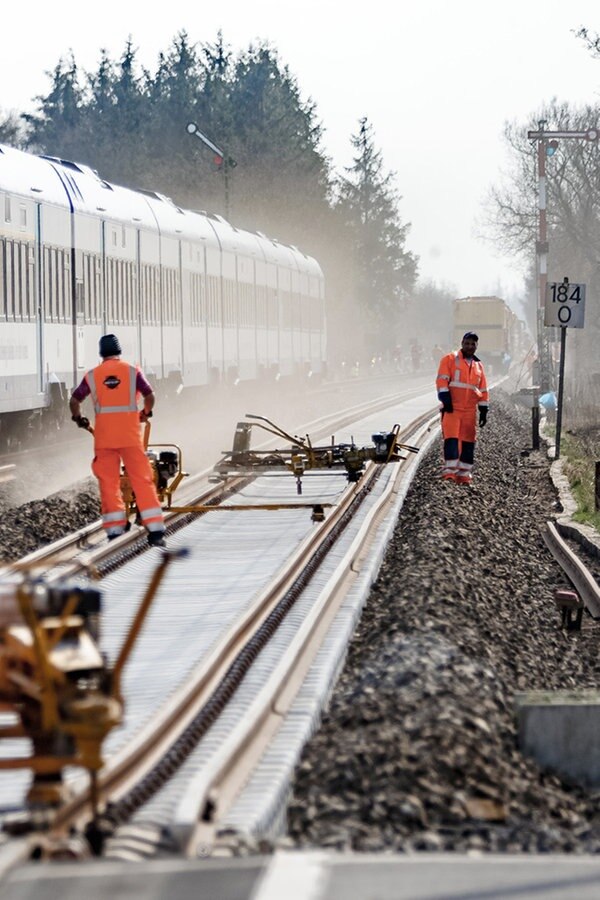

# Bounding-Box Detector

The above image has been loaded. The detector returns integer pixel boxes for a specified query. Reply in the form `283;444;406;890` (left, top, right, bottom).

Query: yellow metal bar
385;424;401;463
0;756;75;772
245;414;309;448
44;594;80;653
166;503;334;513
16;585;60;731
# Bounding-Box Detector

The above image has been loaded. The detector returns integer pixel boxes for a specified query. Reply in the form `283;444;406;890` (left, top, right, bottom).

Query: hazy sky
3;1;600;300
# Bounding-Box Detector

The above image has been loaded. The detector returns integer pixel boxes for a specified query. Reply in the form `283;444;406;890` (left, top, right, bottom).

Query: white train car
0;143;326;443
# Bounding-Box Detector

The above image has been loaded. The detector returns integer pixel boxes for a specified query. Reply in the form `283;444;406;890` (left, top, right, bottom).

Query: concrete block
515;690;600;787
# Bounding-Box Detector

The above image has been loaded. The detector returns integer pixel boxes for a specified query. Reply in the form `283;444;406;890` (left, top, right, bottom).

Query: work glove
72;415;90;429
139;409;153;423
479;408;488;427
439;396;453;414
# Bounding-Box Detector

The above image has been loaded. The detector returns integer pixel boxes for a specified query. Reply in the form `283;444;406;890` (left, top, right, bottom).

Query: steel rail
177;410;438;855
34;409;436;850
543;520;600;618
43;465;383;843
0;383;428;581
2;399;438;859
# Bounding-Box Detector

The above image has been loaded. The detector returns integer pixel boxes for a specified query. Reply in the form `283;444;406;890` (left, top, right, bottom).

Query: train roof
0;145;324;278
0;143;72;207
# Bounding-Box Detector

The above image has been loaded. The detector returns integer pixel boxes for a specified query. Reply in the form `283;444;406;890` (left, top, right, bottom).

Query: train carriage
0;143;326;445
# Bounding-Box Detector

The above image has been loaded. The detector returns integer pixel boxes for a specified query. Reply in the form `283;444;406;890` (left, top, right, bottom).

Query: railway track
2;382;598;869
0;386;438;863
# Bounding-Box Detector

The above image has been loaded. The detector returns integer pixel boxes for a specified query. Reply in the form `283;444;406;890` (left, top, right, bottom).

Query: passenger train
0;143;326;443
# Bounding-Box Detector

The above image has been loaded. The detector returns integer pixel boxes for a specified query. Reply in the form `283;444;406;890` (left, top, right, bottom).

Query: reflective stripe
87;370;99;413
478;402;489;408
145;522;165;533
449;380;482;392
457;461;473;472
442;459;459;474
140;507;163;522
438;374;450;382
103;511;127;523
97;405;139;414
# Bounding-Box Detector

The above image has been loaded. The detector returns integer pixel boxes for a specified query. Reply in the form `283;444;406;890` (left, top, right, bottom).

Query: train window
116;260;122;324
56;249;63;322
207;275;218;326
190;273;199;325
0;240;5;318
142;266;149;323
76;279;84;318
4;196;11;224
121;226;126;249
110;259;116;323
141;264;159;325
19;207;26;229
5;240;14;319
43;247;50;321
171;269;179;324
21;242;30;319
63;250;71;322
96;258;103;323
111;229;117;248
268;288;278;329
89;253;100;323
123;261;130;324
240;283;253;327
281;291;292;328
82;254;90;321
105;258;112;323
10;243;19;319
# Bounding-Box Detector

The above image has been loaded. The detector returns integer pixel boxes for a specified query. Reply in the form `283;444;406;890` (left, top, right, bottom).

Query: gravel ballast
287;390;600;853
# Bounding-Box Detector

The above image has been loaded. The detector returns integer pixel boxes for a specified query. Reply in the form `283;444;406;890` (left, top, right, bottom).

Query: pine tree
337;118;417;353
24;54;84;156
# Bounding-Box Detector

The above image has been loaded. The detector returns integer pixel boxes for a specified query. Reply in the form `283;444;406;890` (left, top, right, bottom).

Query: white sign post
545;278;586;459
544;281;586;328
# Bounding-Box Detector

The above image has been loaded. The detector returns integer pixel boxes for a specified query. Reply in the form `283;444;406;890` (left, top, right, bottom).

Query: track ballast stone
287;390;600;853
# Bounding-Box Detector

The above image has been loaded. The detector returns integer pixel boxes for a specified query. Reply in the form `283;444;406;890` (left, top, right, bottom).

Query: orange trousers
440;408;477;482
92;446;164;538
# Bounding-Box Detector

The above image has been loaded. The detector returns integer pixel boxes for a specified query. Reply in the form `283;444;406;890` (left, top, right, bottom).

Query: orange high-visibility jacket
85;359;143;449
436;350;489;412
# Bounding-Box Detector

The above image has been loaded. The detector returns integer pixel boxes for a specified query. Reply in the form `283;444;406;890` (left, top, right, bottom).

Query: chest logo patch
103;375;121;390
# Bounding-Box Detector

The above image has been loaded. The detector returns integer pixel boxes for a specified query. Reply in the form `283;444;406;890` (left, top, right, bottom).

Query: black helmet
99;334;122;358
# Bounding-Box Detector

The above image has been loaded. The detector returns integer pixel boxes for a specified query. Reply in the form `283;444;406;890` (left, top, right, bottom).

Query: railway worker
436;331;489;484
69;334;167;547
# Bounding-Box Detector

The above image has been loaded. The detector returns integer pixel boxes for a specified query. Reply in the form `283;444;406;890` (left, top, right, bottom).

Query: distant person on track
410;339;422;372
431;343;444;370
69;334;167;547
436;331;489;484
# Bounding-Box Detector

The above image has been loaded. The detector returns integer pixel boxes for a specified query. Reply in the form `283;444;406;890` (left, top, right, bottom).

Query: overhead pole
526;123;599;393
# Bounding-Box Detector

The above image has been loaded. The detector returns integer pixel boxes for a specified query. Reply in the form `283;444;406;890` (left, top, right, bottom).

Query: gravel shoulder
287;390;600;853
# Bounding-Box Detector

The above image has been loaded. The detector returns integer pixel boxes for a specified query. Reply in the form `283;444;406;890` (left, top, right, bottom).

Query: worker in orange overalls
436;331;489;484
69;334;166;547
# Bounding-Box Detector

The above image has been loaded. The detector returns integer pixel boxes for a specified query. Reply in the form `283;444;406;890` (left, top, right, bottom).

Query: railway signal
186;121;237;219
527;122;598;393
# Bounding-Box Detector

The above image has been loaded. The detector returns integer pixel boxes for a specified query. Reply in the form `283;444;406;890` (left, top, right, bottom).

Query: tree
336;118;417;355
24;53;84;156
0;110;26;148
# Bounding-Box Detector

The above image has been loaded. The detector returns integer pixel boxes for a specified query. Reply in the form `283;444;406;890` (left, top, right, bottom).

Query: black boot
148;530;167;548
